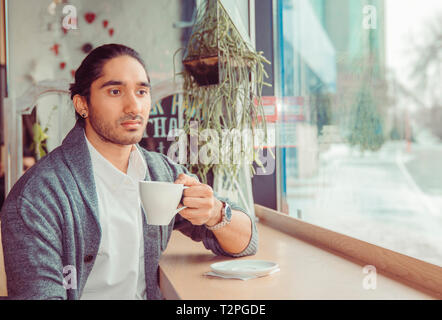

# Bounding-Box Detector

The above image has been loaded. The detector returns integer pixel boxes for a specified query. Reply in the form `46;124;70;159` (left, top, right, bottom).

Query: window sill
159;205;440;300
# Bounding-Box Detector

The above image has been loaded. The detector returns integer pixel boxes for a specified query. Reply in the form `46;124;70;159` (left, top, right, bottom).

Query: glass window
276;0;442;266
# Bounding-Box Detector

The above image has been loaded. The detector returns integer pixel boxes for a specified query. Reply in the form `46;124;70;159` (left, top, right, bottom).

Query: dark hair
146;121;155;137
69;43;150;120
23;145;35;158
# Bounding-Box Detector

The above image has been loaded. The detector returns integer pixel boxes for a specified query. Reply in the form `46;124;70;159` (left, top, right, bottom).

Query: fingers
178;207;212;226
174;174;217;226
182;196;213;209
174;173;200;187
183;184;213;198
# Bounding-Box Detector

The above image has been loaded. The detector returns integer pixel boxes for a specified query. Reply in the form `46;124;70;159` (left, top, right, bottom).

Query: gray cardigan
0;121;258;300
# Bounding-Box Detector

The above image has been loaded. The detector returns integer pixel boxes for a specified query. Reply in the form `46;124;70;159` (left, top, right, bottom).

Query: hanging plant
30;105;58;159
177;0;272;188
31;123;49;159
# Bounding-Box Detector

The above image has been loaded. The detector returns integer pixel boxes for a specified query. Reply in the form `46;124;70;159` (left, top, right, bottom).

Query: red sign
256;96;278;122
255;96;307;123
281;96;305;122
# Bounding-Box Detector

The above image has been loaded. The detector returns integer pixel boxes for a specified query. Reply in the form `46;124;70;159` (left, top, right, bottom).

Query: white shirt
81;136;147;300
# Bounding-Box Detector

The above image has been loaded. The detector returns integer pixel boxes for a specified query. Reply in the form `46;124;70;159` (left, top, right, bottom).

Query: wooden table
159;222;437;300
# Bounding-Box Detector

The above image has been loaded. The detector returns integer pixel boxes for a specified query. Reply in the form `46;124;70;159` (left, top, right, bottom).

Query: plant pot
183;55;219;86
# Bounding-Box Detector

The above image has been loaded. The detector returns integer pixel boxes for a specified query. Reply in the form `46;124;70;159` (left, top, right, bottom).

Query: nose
123;91;143;115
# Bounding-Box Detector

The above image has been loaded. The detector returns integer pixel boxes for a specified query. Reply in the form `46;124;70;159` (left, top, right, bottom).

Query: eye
137;89;149;96
109;89;121;96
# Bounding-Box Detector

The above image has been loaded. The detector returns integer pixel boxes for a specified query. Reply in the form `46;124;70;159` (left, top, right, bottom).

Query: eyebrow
99;80;151;89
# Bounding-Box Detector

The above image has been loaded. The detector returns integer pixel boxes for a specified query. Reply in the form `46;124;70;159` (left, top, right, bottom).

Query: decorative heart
71;69;76;78
81;43;93;54
51;44;60;56
103;20;109;28
108;28;114;36
60;62;66;70
84;12;96;24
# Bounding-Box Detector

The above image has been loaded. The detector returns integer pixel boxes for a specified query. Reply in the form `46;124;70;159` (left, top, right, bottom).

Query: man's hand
174;173;223;226
175;174;254;255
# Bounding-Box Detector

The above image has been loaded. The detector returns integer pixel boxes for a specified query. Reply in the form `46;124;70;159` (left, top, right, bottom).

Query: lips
121;120;141;125
121;120;142;129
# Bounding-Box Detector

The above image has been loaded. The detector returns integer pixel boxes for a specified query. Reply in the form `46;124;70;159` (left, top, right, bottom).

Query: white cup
139;181;189;225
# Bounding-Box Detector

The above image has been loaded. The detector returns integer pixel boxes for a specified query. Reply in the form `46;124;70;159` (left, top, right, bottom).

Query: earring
82;112;87;118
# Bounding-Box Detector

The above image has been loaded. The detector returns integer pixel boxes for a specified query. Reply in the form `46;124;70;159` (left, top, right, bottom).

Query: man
0;44;257;300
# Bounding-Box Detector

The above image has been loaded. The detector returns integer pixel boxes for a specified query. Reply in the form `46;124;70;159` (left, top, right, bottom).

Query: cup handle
175;206;187;214
176;186;190;214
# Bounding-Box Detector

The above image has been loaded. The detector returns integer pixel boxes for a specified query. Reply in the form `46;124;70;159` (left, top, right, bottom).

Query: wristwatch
206;202;232;231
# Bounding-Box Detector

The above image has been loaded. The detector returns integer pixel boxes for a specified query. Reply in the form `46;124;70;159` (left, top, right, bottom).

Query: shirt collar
85;134;147;191
127;145;148;182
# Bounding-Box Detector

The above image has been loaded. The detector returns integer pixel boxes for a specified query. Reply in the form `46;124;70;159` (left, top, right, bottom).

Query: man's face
86;55;151;145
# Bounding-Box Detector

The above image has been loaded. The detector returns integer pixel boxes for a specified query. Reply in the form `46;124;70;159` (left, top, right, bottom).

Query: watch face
224;203;232;221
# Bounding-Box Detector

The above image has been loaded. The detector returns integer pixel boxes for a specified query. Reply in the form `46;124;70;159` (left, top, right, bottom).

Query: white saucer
210;260;279;277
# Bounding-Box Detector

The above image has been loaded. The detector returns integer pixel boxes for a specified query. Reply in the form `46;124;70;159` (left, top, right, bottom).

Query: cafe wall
6;0;184;151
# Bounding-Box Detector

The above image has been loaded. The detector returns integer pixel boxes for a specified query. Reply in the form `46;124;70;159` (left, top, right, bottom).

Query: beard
88;108;146;146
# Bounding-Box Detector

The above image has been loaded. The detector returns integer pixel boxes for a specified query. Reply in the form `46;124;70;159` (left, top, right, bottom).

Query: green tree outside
348;86;385;152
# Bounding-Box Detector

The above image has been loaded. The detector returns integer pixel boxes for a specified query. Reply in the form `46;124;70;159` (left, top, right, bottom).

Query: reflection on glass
278;0;442;266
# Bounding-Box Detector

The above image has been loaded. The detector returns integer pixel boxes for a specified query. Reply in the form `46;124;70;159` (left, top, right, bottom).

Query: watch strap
206;202;231;231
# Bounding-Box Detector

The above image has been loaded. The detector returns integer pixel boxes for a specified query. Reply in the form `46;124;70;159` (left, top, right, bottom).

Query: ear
73;94;88;117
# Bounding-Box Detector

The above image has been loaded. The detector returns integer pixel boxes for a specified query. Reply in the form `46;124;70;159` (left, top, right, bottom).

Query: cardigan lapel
60;121;102;238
